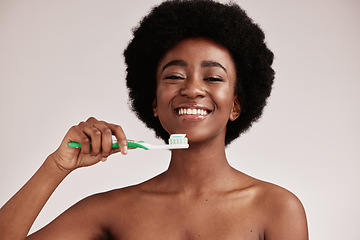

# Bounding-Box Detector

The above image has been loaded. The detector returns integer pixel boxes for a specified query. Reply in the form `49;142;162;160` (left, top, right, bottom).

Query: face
153;38;240;144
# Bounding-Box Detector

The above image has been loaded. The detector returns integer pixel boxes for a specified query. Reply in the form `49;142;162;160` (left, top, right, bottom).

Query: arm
0;117;128;240
0;156;69;240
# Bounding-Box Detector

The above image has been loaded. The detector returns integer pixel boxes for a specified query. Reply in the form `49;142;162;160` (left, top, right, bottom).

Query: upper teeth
177;108;208;116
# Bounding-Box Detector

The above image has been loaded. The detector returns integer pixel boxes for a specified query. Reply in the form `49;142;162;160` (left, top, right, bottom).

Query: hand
50;117;128;172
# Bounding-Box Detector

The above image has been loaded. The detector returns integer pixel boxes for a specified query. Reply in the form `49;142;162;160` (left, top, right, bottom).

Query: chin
178;130;224;146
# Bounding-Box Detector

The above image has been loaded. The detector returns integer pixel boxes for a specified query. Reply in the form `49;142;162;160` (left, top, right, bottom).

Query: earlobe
152;98;158;117
229;96;241;121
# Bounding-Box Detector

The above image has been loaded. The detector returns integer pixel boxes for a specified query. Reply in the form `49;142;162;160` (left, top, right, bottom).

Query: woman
0;0;308;239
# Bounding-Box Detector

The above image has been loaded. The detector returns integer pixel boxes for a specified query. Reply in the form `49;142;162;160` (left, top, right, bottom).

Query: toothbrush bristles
168;134;188;145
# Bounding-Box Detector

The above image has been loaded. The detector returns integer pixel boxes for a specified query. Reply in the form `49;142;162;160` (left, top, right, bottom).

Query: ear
229;95;241;121
152;98;158;117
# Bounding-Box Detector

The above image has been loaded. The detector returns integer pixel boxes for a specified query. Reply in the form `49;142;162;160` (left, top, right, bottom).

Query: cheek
154;85;178;134
213;86;235;107
155;85;176;112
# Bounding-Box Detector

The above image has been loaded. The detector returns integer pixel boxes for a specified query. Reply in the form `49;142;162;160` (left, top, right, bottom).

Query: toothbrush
68;134;189;150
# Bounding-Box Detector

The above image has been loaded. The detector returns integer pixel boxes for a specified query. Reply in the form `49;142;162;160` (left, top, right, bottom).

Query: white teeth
177;108;209;116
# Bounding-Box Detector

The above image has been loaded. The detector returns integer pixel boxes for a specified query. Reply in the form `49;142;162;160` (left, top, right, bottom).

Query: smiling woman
0;0;308;239
154;38;240;144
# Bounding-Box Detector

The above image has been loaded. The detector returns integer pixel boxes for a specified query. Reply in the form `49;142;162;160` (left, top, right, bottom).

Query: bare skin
0;38;308;240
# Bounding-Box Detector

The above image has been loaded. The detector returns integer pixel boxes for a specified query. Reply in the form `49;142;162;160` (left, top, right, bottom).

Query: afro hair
124;0;275;146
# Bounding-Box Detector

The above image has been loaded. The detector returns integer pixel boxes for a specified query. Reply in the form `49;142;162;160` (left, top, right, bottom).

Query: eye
204;77;223;82
164;75;185;80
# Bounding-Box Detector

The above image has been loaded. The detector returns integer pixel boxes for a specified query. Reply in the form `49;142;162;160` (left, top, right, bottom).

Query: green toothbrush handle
68;141;148;150
127;141;148;150
67;142;82;148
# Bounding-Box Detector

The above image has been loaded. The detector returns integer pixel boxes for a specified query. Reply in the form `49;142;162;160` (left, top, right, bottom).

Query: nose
180;77;206;99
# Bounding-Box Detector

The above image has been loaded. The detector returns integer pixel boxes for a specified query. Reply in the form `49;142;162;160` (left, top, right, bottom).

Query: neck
162;136;237;195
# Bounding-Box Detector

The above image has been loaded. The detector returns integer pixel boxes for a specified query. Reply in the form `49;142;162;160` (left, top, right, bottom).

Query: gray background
1;0;359;238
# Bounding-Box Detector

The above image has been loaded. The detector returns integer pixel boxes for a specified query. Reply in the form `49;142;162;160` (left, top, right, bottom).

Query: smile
176;108;210;116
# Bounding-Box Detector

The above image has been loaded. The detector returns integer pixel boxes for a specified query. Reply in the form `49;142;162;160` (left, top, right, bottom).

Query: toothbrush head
168;134;188;145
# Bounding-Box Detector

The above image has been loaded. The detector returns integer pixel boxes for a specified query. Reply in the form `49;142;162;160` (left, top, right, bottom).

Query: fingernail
122;143;128;155
101;157;107;162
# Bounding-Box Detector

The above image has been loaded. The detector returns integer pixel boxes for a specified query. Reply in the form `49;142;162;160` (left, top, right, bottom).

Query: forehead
158;38;236;73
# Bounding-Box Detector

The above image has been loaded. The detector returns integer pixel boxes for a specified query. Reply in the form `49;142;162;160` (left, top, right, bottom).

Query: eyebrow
201;60;227;72
162;60;187;72
161;60;227;72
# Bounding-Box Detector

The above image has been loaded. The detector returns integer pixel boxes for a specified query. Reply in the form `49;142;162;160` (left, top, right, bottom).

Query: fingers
81;122;102;155
68;125;92;154
70;117;128;158
92;121;113;156
107;124;128;155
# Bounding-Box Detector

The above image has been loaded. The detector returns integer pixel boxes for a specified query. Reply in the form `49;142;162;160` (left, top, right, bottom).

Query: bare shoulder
27;185;142;240
253;180;305;214
78;184;144;211
248;178;308;240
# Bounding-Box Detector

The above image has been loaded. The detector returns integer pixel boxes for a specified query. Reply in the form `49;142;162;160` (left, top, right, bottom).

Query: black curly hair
124;0;274;146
